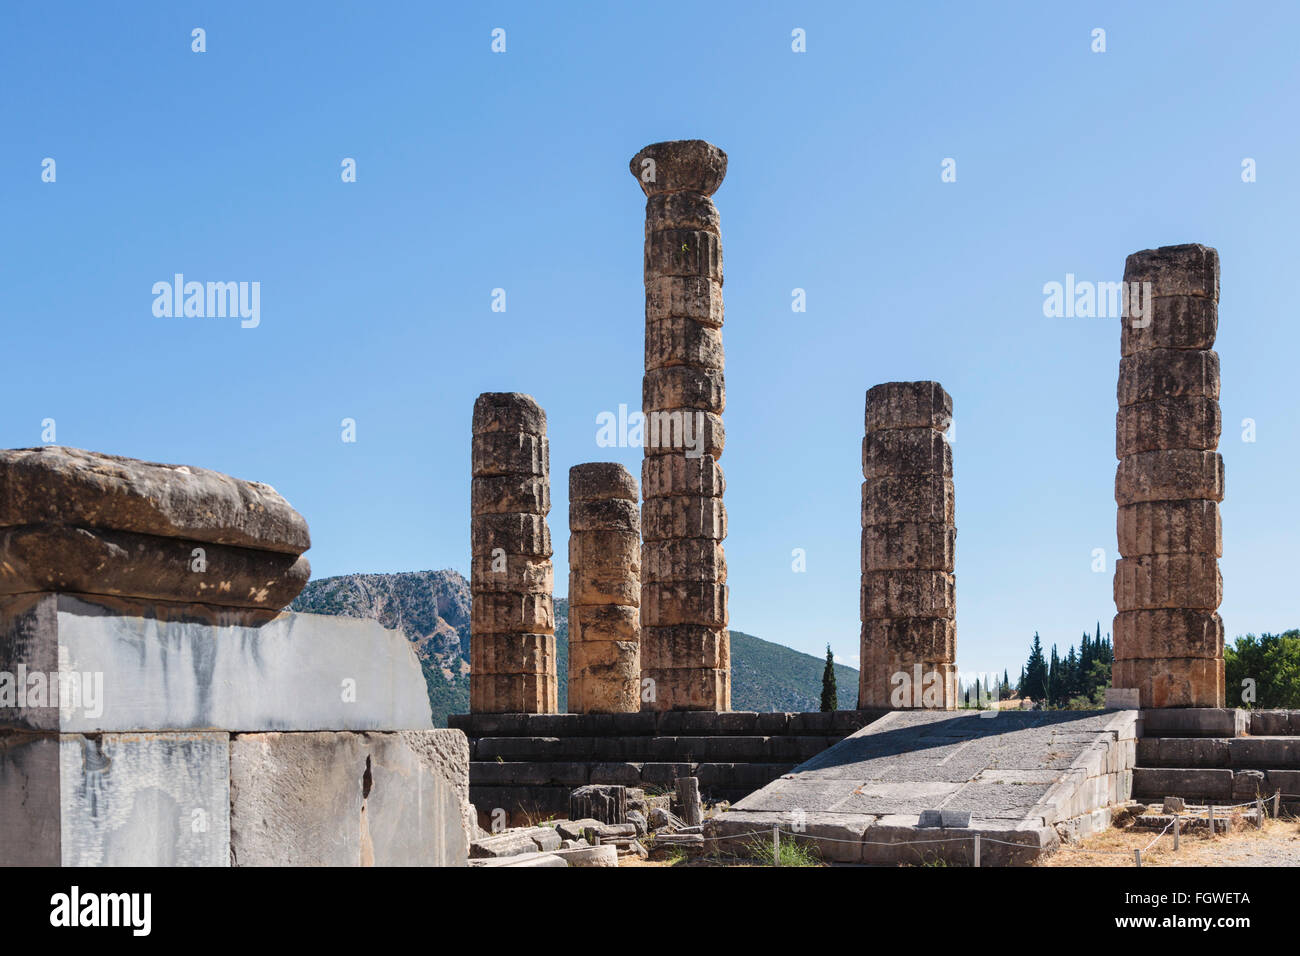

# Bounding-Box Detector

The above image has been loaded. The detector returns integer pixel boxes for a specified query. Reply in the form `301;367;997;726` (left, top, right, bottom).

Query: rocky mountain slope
291;569;859;725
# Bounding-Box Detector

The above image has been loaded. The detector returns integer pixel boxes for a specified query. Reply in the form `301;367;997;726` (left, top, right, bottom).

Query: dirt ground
1038;812;1300;867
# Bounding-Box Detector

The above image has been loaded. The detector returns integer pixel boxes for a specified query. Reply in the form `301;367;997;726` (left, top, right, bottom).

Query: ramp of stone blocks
706;708;1138;866
1132;708;1300;806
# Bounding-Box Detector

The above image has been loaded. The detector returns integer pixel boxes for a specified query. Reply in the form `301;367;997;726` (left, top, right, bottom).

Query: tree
1225;631;1300;708
820;644;837;712
1023;633;1048;703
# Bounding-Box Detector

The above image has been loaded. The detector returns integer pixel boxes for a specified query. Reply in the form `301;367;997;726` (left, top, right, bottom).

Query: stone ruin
0;446;472;867
859;382;958;709
470;392;558;714
1111;244;1225;707
568;463;641;714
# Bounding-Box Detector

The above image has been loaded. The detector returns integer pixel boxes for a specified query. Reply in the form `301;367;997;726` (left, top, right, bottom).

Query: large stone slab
708;709;1137;865
229;730;469;867
0;593;434;732
0;731;230;866
0;446;309;554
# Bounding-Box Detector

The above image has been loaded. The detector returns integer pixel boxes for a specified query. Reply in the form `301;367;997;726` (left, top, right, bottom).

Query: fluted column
568;463;642;713
1112;244;1225;708
469;392;557;713
859;382;957;709
630;139;730;711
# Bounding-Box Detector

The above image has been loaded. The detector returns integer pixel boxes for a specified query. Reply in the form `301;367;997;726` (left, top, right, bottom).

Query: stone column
859;382;957;709
630;140;730;712
568;463;641;713
469;392;557;713
1112;244;1225;708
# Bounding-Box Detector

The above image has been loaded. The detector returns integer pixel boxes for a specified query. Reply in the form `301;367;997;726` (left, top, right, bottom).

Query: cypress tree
820;644;837;712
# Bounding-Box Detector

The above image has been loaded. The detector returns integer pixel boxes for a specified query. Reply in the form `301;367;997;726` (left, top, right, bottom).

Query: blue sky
3;2;1297;680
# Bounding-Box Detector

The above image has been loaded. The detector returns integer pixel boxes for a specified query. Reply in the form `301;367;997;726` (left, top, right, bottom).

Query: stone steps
1132;767;1300;803
1137;736;1300;768
449;709;883;738
471;735;841;763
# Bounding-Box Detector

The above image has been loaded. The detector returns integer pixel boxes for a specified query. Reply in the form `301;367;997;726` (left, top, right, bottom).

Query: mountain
291;569;859;726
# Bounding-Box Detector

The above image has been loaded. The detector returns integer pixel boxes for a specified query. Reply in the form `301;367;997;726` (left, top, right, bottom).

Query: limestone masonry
631;140;730;712
859;382;957;709
470;392;558;714
568;463;642;713
1112;244;1225;708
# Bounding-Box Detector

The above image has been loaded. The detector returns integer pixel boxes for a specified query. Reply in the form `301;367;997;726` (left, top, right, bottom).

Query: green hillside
293;570;859;725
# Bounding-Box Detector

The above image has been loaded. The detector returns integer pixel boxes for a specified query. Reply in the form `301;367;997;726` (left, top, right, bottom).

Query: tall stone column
630;140;729;712
1112;244;1225;708
469;392;557;713
568;463;642;713
859;382;957;710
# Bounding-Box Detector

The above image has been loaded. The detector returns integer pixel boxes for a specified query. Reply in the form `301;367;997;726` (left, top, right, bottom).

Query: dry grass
1038;810;1300;867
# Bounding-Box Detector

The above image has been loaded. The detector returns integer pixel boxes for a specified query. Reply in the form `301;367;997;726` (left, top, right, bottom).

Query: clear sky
3;2;1297;681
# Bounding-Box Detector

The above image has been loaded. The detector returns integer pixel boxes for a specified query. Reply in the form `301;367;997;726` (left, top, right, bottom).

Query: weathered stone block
861;522;956;571
1116;397;1221;458
569;497;639;534
641;496;726;542
469;671;559;714
639;409;725;458
568;462;638;502
1113;609;1224;659
1123;243;1219;301
470;512;553;557
864;382;952;433
470;431;549;478
1115;450;1224;505
0;594;435;733
1113;554;1221;611
1112;657;1224;708
1117;499;1221;557
861;476;955;526
469;552;553;593
644;192;720;234
0;446;310;555
645;318;724;371
0;523;309;610
640;538;727;583
1121;294;1219;356
858;659;957;710
641;454;724;499
568;566;641;607
644;276;723;327
860;570;956;620
862;428;952;478
641;583;728;628
230;730;470;866
1117;348;1220;407
645;228;723;280
643;366;726;414
472;392;546;436
860;618;956;661
631;140;727;198
471;474;549;515
568;530;640;574
470;633;556;675
640;625;729;670
569;604;639;643
641;667;729;712
470;590;554;635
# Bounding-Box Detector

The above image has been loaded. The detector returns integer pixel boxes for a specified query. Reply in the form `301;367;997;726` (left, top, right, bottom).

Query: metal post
973;833;981;868
1173;815;1180;851
1208;803;1215;836
1274;791;1281;819
1256;795;1264;828
1134;848;1142;867
772;826;780;866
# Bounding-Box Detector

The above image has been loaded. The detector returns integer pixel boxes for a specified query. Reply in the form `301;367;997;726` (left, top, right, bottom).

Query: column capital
630;140;727;198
